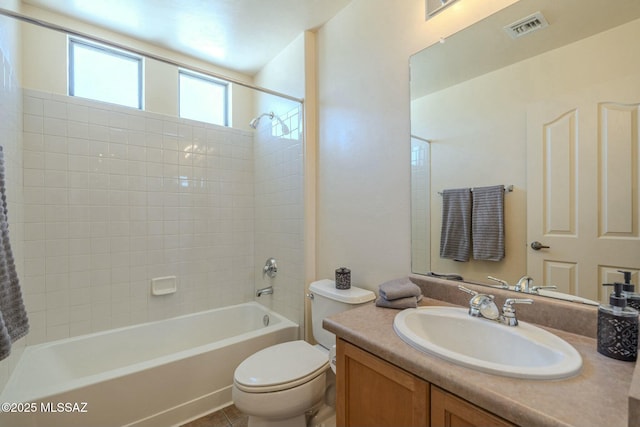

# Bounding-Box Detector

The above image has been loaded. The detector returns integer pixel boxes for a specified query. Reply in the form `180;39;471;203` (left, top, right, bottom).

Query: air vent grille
504;11;549;39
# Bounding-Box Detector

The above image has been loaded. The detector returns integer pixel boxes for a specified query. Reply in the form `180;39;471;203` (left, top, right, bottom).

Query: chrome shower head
249;112;289;135
249;112;274;129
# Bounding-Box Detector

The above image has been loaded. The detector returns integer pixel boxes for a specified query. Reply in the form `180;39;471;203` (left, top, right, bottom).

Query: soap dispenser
619;270;640;311
597;282;638;361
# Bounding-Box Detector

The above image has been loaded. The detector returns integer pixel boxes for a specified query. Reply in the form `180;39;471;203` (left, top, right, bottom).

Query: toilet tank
309;279;376;349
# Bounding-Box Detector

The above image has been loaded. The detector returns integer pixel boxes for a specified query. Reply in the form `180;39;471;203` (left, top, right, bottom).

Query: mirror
426;0;460;18
410;0;640;302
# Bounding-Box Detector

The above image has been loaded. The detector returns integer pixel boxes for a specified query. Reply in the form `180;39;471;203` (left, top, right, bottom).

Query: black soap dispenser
619;270;640;311
597;282;638;361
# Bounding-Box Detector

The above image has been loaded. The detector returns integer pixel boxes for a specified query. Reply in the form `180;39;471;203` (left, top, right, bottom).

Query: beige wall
18;4;255;129
315;0;517;292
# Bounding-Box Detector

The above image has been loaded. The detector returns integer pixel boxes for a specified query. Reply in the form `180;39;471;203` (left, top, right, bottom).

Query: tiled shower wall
21;89;256;344
410;138;429;273
253;107;304;328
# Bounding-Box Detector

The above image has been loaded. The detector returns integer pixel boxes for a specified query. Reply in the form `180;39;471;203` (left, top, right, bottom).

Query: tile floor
181;404;248;427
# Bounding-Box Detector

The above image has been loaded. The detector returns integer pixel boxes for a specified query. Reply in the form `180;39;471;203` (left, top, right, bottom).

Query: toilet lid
234;340;329;393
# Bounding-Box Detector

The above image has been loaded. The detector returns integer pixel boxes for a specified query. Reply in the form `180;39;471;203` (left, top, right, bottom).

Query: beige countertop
324;297;637;427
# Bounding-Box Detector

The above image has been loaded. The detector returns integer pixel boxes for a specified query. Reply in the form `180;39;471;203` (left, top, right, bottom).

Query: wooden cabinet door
336;339;429;427
431;386;515;427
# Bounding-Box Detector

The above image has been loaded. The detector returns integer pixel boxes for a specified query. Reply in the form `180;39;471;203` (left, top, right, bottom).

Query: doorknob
530;241;550;250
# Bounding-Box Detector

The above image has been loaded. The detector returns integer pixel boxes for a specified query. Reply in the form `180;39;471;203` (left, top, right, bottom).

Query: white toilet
232;279;375;427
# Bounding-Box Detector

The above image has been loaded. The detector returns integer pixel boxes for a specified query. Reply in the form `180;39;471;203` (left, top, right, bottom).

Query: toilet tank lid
309;279;376;304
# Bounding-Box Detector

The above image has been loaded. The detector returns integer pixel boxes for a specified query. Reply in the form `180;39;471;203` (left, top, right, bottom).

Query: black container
619;270;640;312
335;268;351;290
597;282;639;362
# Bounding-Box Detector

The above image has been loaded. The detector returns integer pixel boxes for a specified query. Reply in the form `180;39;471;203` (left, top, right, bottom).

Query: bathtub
0;302;298;427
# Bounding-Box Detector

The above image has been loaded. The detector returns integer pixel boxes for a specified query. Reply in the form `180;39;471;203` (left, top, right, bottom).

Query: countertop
324;297;637;427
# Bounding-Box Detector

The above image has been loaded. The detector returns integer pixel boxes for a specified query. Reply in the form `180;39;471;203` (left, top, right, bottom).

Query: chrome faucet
514;276;533;293
489;275;558;295
256;286;273;297
458;285;533;326
458;286;499;319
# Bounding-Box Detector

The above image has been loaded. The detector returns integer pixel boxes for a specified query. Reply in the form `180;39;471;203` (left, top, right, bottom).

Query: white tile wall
21;89;256;343
253;107;304;327
410;139;430;273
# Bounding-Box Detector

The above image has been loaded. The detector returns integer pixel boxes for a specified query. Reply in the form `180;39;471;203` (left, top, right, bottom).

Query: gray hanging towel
472;185;505;261
0;147;29;361
439;188;472;262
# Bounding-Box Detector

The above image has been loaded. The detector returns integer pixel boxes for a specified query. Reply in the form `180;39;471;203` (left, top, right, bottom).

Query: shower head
249;112;274;129
249;111;290;135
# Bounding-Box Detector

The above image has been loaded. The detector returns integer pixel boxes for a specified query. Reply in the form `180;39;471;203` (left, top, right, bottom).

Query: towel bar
438;185;513;196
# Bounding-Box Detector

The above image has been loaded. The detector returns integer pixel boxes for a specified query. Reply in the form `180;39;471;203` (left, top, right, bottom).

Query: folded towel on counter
472;185;505;261
378;277;422;301
440;188;472;262
375;294;423;310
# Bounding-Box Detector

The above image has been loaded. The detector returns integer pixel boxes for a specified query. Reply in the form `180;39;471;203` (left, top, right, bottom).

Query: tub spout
256;286;273;297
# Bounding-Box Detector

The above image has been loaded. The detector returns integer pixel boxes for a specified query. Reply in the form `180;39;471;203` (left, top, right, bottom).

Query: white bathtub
0;302;298;427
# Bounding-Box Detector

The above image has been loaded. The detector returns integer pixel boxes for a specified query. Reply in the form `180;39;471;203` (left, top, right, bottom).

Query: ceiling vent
504;11;549;39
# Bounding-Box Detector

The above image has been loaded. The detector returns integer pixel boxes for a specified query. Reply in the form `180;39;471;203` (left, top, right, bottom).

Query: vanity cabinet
336;338;428;427
431;386;515;427
336;339;516;427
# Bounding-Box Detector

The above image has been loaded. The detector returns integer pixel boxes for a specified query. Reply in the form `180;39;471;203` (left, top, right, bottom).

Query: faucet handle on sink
501;298;534;326
457;285;477;296
458;285;498;319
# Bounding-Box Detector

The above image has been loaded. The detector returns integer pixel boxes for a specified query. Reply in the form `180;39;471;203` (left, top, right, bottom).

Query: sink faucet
514;276;533;293
458;285;533;326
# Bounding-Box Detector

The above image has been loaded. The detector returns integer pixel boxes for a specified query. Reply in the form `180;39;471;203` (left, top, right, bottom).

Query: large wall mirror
410;0;640;304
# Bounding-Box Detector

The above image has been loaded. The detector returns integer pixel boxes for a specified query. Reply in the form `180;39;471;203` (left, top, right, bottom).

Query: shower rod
0;7;304;104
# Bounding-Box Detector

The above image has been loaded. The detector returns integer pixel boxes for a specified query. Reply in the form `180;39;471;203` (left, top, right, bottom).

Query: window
179;70;228;126
69;38;143;109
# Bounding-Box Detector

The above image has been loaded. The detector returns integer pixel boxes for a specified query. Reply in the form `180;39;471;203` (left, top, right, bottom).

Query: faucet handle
458;286;498;319
457;285;478;296
502;298;533;326
514;276;534;292
531;285;557;293
487;276;510;289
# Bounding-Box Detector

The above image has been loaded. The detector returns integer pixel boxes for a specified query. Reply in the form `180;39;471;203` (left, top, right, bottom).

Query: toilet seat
234;340;329;393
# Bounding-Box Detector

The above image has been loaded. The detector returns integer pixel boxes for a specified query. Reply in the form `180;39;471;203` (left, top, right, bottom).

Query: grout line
221;409;233;427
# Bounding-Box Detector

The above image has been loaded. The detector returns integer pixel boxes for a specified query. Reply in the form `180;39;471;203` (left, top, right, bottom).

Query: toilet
232;279;375;427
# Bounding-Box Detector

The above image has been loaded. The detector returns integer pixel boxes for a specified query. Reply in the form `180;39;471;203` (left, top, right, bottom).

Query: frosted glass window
69;39;142;109
179;71;228;126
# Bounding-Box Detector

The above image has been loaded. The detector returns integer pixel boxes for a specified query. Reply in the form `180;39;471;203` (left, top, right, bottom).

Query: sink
393;306;582;380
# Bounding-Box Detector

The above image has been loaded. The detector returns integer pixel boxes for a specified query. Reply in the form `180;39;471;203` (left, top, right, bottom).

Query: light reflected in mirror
410;0;640;304
425;0;460;18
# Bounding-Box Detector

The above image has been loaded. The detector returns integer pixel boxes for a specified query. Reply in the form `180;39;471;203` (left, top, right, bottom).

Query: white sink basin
393;306;582;380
